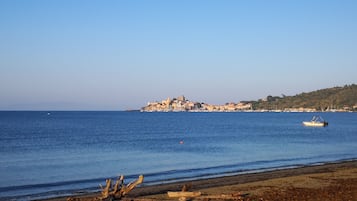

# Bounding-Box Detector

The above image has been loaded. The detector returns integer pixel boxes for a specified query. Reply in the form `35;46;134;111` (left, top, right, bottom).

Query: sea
0;111;356;200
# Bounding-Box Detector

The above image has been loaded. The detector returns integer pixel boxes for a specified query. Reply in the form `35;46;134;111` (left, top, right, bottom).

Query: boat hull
302;121;328;127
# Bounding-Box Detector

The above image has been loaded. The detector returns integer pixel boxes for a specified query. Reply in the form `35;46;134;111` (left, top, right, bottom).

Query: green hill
251;84;357;111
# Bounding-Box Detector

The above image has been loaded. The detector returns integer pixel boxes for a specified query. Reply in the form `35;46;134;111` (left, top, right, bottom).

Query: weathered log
168;191;201;201
167;183;201;201
167;191;202;198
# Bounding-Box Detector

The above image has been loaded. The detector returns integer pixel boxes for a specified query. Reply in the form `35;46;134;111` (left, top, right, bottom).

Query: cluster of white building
141;96;253;112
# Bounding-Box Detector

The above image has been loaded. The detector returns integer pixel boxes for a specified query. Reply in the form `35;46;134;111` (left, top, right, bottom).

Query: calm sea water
0;111;356;200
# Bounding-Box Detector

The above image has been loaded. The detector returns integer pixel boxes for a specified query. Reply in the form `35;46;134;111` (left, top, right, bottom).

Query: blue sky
1;0;356;110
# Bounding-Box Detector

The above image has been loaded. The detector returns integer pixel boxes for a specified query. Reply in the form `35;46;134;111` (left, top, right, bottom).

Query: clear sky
1;0;356;110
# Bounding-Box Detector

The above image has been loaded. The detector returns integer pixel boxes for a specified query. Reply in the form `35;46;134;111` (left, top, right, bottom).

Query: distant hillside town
141;95;252;112
140;84;357;112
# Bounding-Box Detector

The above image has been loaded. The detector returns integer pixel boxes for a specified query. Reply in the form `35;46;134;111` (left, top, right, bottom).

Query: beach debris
167;184;201;201
167;184;249;201
167;191;201;201
67;175;144;201
100;175;144;200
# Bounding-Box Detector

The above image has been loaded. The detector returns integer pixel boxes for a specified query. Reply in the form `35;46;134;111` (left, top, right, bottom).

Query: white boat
303;116;328;127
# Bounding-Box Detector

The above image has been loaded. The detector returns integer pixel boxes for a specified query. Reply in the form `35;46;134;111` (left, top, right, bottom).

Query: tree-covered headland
251;84;357;111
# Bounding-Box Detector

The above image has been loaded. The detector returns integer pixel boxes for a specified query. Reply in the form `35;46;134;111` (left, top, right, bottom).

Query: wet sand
44;160;357;201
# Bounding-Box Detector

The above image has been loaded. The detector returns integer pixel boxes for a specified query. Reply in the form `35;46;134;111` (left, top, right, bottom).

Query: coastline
3;112;355;201
42;160;357;201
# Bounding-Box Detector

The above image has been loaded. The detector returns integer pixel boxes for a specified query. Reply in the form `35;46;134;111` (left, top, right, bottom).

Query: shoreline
42;160;357;201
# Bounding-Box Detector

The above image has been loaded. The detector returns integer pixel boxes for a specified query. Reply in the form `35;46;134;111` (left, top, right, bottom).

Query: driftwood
167;184;247;201
100;175;144;199
100;179;112;199
167;192;247;201
167;184;201;201
167;191;202;199
67;175;144;201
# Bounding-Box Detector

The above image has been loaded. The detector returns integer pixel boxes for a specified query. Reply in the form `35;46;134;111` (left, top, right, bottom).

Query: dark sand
43;160;357;201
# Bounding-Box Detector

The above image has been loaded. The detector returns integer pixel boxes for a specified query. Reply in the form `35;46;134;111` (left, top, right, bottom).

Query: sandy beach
43;160;357;201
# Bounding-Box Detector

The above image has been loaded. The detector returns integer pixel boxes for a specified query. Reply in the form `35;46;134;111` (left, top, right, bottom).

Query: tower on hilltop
177;95;186;102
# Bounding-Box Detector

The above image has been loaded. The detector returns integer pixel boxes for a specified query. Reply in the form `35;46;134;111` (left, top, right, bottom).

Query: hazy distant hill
252;84;357;111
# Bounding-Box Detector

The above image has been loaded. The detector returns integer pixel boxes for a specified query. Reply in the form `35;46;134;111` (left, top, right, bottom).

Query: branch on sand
67;175;144;201
100;175;144;200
